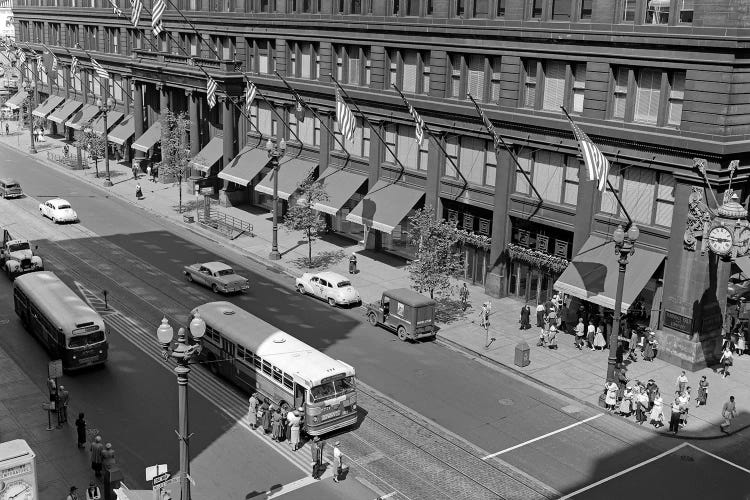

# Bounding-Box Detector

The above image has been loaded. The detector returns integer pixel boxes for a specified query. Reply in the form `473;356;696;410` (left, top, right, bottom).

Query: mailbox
514;341;530;367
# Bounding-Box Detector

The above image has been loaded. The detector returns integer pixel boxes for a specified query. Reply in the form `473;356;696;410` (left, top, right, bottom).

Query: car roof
48;198;70;205
383;288;436;307
201;261;233;272
314;271;348;283
0;178;19;184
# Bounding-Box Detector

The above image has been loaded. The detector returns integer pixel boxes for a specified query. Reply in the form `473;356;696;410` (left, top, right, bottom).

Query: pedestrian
85;481;102;500
696;375;709;407
678;389;690;427
101;443;116;471
669;396;682;434
58;385;70;424
480;302;490;332
332;441;343;483
47;376;57;402
604;380;618;411
676;371;689;394
628;330;639;362
260;399;271;434
135;183;143;199
646;379;659;411
247;393;259;430
311;436;323;480
720;395;737;433
594;324;606;350
535;303;545;327
649;393;664;427
284;407;294;444
719;346;733;378
520;303;531;330
460;283;470;312
348;253;357;274
146;165;152;182
89;436;104;478
574;318;585;349
75;413;87;449
643;331;657;361
737;329;747;355
547;324;558;349
288;407;302;451
635;385;650;425
132;165;138;180
618;385;633;417
271;407;282;441
586;320;596;350
66;485;80;500
5;123;9;135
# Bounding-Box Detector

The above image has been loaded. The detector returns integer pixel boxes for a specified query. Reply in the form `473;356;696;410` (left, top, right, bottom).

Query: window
127;29;142;54
580;0;592;19
388;49;429;95
571;63;586;114
679;0;693;23
211;35;234;60
472;0;489;17
667;72;684;126
532;0;543;18
272;366;283;383
523;59;537;107
394;0;419;16
542;61;565;111
456;0;465;17
610;67;685;127
612;67;628;119
289;109;321;147
444;137;496;188
250;101;277;137
49;23;61;46
448;54;500;102
334;117;370;158
289;41;318;80
293;0;320;12
551;0;571;20
621;0;636;22
33;22;43;43
262;360;272;375
247;39;275;75
514;149;579;205
634;68;661;124
601;166;674;228
497;0;505;16
335;45;371;87
105;28;119;54
386;123;427;171
259;0;275;12
645;0;669;24
522;59;585;113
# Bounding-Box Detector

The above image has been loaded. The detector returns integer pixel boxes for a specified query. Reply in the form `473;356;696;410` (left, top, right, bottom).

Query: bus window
68;330;105;348
272;366;283;383
262;360;272;376
294;383;306;409
283;374;293;390
333;376;356;394
310;382;335;402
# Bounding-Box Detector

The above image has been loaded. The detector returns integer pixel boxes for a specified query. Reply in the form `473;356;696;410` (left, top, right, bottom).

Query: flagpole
74;45;133;102
467;94;543;204
329;74;407;176
561;106;632;228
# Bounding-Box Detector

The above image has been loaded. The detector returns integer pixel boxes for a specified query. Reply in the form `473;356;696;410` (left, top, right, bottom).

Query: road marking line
266;475;324;499
684;443;750;475
557;443;690;499
482;413;603;460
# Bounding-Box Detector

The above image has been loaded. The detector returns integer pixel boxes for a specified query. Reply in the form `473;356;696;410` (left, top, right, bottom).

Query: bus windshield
68;330;105;348
310;376;355;402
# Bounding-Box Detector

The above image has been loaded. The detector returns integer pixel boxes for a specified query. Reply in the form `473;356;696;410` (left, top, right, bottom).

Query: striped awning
32;95;64;118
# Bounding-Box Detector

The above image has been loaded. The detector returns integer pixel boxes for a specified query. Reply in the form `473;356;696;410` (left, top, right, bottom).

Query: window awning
4;90;28;110
132;121;162;152
189;137;224;173
553;235;666;311
217;145;269;186
32;95;64;118
345;180;425;233
255;157;317;200
313;167;368;216
48;100;83;124
107;114;135;145
65;104;101;130
89;111;124;136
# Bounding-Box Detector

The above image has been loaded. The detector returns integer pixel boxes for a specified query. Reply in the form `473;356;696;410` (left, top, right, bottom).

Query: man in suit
311;436;324;479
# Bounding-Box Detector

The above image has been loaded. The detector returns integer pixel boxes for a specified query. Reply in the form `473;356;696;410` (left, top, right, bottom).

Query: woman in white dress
618;386;633;417
594;324;607;350
604;380;618;411
649;393;664;427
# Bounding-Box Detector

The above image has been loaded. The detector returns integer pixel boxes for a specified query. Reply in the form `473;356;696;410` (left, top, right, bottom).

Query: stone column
572;174;599;254
158;83;169;179
222;95;235;166
317;110;332;172
187;89;199;156
424;130;444;215
133;81;145;167
484;147;513;298
364;119;384;251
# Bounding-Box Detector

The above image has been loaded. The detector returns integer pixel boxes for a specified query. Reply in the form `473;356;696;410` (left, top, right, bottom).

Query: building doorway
464;245;489;285
508;261;557;304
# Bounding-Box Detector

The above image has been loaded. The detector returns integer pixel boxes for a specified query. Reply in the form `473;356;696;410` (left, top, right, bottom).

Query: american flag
130;0;142;28
152;0;166;36
335;89;355;142
91;58;109;80
16;49;25;64
398;93;425;146
244;81;256;113
36;55;45;74
108;0;123;16
567;115;610;192
206;76;217;109
70;55;79;75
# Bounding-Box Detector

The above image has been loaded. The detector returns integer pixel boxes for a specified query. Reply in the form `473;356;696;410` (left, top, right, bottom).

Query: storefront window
332;194;365;242
381;209;418;259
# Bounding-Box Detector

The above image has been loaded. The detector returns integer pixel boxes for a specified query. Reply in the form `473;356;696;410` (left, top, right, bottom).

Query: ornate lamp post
25;80;36;154
97;96;116;187
156;313;206;500
606;224;640;384
266;138;286;261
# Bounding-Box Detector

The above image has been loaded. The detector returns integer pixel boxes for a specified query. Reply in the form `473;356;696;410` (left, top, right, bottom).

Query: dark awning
189;137;223;173
132;121;162;152
255;157;317;200
553;235;666;311
65;104;101;130
90;111;124;136
345;180;424;233
217;145;269;186
313;167;368;216
107;114;135;145
32;95;64;118
48;100;83;124
4;90;28;110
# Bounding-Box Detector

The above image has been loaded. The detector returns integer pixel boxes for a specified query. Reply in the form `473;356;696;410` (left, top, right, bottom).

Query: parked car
0;178;23;198
183;261;250;294
39;198;78;223
295;271;361;306
366;288;436;341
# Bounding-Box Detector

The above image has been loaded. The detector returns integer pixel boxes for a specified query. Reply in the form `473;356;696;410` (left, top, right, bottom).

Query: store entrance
464;246;489;285
508;261;555;304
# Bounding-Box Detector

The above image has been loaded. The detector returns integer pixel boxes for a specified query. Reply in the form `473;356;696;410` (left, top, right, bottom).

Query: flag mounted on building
108;0;123;16
70;55;79;75
17;49;25;65
130;0;142;28
394;88;425;146
335;89;355;142
244;81;256;113
565;113;610;192
206;76;217;109
91;58;109;80
151;0;165;36
36;55;45;75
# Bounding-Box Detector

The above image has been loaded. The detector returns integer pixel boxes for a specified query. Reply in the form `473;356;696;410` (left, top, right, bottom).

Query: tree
74;127;106;177
407;206;464;299
155;110;190;213
282;173;329;268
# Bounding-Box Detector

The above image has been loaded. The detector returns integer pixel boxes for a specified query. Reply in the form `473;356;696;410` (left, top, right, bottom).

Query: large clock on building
706;192;750;260
708;225;733;256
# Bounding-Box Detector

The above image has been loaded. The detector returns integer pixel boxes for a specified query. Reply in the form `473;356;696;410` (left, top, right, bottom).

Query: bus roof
13;271;104;334
192;301;355;387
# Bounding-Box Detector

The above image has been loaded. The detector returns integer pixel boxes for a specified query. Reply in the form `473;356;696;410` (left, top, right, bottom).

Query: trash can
514;341;530;367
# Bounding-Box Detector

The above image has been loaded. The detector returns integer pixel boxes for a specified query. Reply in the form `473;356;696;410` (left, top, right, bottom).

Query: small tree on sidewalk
155;110;190;213
74;128;105;177
282;173;329;268
407;206;464;299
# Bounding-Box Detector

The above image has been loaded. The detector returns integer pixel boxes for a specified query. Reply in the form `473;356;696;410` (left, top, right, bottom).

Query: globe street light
97;96;116;187
156;313;206;500
25;80;36;154
266;138;286;261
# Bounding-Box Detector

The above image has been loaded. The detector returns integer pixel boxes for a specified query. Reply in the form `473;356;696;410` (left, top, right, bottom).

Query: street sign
48;359;63;379
145;464;168;481
152;472;170;486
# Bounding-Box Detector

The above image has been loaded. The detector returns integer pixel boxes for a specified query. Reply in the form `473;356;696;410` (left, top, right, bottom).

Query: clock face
0;479;32;500
708;226;733;255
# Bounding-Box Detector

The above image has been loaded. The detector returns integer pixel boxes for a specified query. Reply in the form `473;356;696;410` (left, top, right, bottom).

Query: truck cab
1;230;43;279
366;288;437;341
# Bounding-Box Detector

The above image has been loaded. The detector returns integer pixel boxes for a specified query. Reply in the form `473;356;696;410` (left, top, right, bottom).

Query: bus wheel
368;313;378;327
397;326;408;341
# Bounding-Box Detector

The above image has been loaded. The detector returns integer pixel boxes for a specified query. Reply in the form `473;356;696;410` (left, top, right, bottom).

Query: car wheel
297;284;306;295
328;297;336;307
52;217;57;224
397;326;408;342
211;284;220;294
368;312;378;326
186;273;193;282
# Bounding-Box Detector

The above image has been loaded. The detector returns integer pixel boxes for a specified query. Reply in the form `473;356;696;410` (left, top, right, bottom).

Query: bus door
220;337;235;378
293;382;306;412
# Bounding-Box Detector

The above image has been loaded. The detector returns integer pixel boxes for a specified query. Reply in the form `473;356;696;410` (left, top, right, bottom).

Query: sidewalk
4;125;748;444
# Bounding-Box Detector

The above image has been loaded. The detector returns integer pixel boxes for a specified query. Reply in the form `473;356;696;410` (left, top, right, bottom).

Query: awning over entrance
90;111;124;136
32;95;64;118
48;100;83;124
107;114;135;145
217;145;269;186
255;157;317;200
313;167;368;216
189;137;223;173
4;90;28;110
345;180;425;233
553;235;666;311
65;104;101;130
132;121;162;152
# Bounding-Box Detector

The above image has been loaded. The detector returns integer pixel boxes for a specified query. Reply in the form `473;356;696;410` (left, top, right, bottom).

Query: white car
295;271;361;307
39;198;79;223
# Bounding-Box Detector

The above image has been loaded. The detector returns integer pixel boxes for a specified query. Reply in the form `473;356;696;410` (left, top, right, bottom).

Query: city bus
13;271;108;370
191;301;358;436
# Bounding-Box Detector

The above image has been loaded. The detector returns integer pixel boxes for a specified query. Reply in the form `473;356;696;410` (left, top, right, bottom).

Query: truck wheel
397;326;408;341
186;273;193;282
368;313;378;326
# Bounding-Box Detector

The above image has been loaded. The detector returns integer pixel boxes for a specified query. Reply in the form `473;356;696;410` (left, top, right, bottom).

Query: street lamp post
266;138;286;261
97;97;116;187
26;81;36;154
605;224;640;384
156;313;206;500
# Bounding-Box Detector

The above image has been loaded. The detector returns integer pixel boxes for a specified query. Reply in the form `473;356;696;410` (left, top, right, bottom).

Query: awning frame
132;121;162;152
312;167;368;216
107;114;135;145
345;180;425;233
189;136;224;173
217;145;270;186
32;95;64;118
48;100;84;124
254;158;317;200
